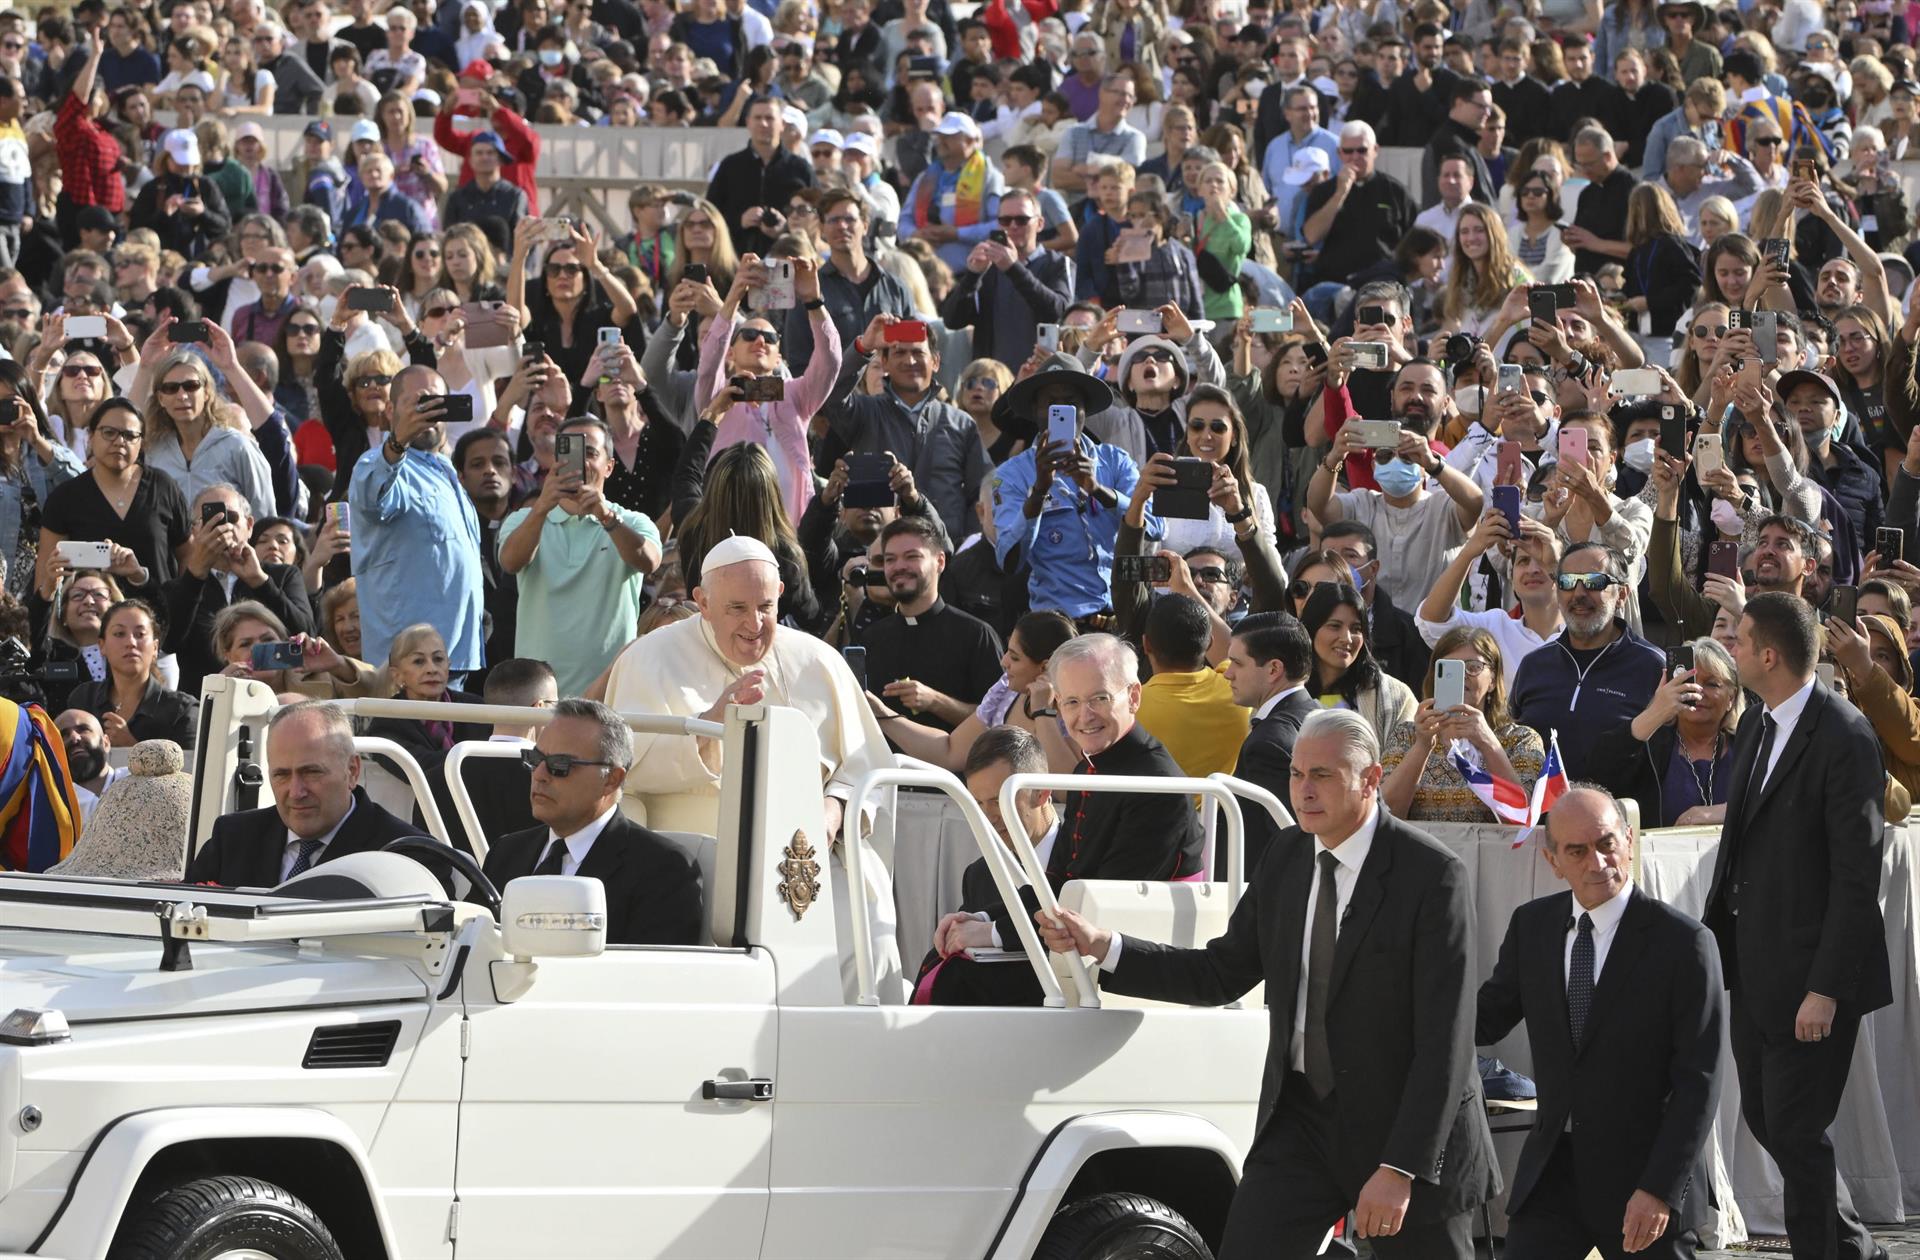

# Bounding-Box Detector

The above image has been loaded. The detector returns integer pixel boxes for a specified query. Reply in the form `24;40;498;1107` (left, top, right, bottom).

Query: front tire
111;1174;346;1260
1034;1191;1214;1260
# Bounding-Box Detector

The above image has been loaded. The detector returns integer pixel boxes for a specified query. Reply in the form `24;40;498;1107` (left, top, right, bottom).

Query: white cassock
603;615;904;1000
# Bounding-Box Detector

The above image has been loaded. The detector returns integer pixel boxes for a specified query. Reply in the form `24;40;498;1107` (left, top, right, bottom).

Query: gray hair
1339;119;1376;148
1686;636;1745;734
1047;632;1140;693
1573;125;1615;154
1667;136;1708;168
268;700;356;763
552;697;634;770
1296;707;1380;769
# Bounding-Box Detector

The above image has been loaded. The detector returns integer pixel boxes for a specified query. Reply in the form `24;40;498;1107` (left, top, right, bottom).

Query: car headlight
0;1008;69;1047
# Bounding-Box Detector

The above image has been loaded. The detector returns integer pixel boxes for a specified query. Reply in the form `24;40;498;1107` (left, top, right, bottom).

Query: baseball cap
844;132;879;157
302;119;333;142
349;118;381;145
807;128;844;149
1776;370;1846;411
180;70;216;94
934;110;980;138
469;130;505;154
781;104;807;133
459;59;495;81
233;121;266;145
162;128;200;167
1283;147;1331;185
76;205;117;234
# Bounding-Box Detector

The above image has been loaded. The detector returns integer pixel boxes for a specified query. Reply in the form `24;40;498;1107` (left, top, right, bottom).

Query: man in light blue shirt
991;359;1161;620
899;111;1006;274
349;365;485;675
1055;74;1148;204
1260;85;1341;230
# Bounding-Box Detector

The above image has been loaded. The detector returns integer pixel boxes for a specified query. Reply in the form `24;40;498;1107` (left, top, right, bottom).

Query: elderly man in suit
1039;707;1498;1258
1706;593;1892;1260
1223;611;1317;870
482;697;703;947
1478;784;1724;1259
187;701;423;886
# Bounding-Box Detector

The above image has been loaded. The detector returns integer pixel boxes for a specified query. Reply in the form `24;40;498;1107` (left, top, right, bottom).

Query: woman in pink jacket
694;253;842;524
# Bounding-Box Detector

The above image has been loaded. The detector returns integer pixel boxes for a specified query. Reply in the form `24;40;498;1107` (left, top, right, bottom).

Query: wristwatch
1024;694;1059;720
1224;506;1254;524
803;298;826;311
384;435;407;459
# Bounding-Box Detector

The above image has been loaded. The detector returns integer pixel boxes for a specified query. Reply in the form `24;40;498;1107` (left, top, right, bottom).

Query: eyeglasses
786;204;816;217
1555;572;1621;592
353;374;393;389
1;40;23;50
1135;347;1177;364
823;214;861;228
997;214;1034;226
249;262;285;274
156;378;204;396
1190;565;1228;583
520;747;614;777
547;262;585;276
684;218;714;230
93;424;141;444
414;247;441;258
1692;324;1728;339
1446;658;1491;677
1187;418;1229;434
60;364;102;379
67;587;112;604
734;327;780;344
963;375;1002;391
1753;136;1785;147
287;322;321;335
0;307;31;320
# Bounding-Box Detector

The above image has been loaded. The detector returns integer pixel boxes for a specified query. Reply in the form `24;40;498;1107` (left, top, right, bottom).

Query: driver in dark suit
481;697;703;947
1038;707;1499;1259
187;700;426;887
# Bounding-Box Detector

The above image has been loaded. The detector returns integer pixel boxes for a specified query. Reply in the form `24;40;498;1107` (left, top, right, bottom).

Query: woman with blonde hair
1381;625;1543;823
379;91;446;231
364;624;487;778
1620;182;1702;338
1853;54;1895;129
1593;635;1742;826
211;600;378;698
1673;301;1730;397
1441;203;1529;336
659;196;738;370
1193;159;1252;327
955;359;1021;463
1697;195;1738;248
317;345;406;493
131;322;278;517
440;223;504;305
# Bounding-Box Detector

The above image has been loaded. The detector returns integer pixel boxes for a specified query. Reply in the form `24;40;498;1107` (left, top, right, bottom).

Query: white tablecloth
886;798;1920;1245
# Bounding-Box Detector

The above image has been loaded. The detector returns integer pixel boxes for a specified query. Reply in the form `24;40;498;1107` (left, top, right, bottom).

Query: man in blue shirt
991;359;1161;621
1260;85;1340;230
341;151;429;236
899;111;1005;274
350;365;486;676
98;8;160;91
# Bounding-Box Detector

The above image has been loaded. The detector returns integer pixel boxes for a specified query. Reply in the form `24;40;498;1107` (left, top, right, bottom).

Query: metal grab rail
441;740;532;864
350;737;453;847
335;697;721;739
846;759;1076;1008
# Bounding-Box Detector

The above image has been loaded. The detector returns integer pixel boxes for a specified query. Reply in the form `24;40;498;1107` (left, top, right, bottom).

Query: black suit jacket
1476;888;1724;1229
162;562;317;694
481;813;704;947
1369;586;1431;693
429;748;536;857
1106;811;1499;1220
1234;689;1318;871
186;786;424;887
1703;682;1893;1028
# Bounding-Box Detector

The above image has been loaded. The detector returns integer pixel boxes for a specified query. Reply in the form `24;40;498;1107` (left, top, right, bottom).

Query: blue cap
470;130;505;154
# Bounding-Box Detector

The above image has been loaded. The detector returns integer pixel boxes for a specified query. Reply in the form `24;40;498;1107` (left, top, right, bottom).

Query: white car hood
0;930;429;1023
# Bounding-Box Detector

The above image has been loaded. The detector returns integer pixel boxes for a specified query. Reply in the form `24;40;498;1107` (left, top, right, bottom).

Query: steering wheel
382;837;502;918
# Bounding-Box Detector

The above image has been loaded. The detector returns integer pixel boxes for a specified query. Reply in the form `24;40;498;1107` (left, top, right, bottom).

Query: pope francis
602;535;902;995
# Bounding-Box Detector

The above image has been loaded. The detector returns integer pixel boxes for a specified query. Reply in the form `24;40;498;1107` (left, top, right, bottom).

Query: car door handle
703;1076;775;1102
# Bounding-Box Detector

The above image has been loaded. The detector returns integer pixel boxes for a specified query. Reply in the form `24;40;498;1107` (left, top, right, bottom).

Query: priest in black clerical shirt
857;516;1004;735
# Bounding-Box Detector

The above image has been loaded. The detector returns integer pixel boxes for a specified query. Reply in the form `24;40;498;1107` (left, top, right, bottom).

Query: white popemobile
0;676;1287;1260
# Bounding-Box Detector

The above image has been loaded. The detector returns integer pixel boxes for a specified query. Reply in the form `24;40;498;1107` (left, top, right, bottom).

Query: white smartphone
1349;341;1390;371
1037;323;1061;353
1434;657;1466;711
1612;367;1663;396
1116;309;1164;336
1693;431;1725;477
65;315;107;340
56;540;112;569
1497;363;1524;394
597;327;622;347
1351;419;1402;449
1046;403;1078;450
1249;306;1294;333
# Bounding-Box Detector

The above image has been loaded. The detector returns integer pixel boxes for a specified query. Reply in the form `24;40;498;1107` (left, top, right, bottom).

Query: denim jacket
0;444;83;596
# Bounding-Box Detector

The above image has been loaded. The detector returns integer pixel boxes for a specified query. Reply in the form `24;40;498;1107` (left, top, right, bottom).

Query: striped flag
1518;731;1571;848
1447;739;1532;828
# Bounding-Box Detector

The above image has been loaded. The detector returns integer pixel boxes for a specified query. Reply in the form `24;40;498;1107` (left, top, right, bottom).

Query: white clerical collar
542;799;623;872
1256;683;1306;721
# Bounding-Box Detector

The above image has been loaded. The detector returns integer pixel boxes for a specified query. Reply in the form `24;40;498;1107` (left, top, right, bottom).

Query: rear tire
111;1173;346;1260
1033;1191;1214;1260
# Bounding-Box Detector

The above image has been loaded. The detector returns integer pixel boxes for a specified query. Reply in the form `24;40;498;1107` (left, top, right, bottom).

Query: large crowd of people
0;0;1909;1252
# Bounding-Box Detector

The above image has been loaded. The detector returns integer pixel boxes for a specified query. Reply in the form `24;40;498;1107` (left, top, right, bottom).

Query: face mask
539;48;564;65
1710;498;1745;536
1373;457;1424;497
1830;415;1848;445
1622;437;1655;473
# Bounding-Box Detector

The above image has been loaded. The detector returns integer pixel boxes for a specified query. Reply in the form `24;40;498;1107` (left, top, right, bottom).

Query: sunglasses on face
963;375;1001;391
414;247;441;259
156;378;204;396
734;327;780;345
249;262;285;274
423;304;455;319
1339;145;1369;155
288;322;321;335
353;374;393;389
1693;324;1728;339
1753;136;1785;147
547;262;585;276
998;214;1034;226
1187;418;1229;434
520;747;613;777
1190;566;1228;583
0;307;30;320
1135;347;1177;365
1555;572;1621;592
60;364;102;379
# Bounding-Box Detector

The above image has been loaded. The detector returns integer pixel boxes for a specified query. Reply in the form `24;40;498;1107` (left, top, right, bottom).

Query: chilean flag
1520;731;1571;848
1447;740;1532;828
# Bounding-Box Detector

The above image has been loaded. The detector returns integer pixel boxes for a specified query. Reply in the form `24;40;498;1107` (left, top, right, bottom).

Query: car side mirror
498;875;608;961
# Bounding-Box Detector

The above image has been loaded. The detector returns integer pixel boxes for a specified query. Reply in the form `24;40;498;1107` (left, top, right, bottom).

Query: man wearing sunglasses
942;188;1072;369
230;247;301;347
1511;540;1665;784
481;698;702;947
782;189;912;375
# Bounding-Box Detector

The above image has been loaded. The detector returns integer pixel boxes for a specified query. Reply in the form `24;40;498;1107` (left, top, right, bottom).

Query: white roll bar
1204;772;1294;898
441;740;530;863
351;737;453;845
335;697;722;739
846;758;1080;1008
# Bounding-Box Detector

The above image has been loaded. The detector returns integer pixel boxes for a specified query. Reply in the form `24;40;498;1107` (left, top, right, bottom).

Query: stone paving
1700;1222;1920;1256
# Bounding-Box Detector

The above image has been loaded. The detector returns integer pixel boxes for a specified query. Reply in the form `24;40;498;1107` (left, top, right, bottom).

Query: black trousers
1728;986;1877;1260
1218;1072;1474;1260
1505;1135;1700;1260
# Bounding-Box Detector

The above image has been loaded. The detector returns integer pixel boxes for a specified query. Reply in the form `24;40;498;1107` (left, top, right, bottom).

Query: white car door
454;946;778;1259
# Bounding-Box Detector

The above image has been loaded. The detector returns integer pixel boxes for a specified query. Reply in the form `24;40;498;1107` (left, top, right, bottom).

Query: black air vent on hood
302;1020;402;1069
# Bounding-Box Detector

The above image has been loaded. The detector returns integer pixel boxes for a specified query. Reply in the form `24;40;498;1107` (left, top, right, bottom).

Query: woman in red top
53;38;125;249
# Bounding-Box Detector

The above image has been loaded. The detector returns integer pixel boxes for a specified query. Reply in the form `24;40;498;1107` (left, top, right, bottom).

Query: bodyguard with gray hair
1655;136;1761;243
188;700;427;886
1039;702;1499;1258
480;697;702;946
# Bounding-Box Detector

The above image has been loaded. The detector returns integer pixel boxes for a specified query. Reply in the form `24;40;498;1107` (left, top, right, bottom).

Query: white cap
179;70;216;94
844;132;879;157
162;128;200;167
1283;146;1331;185
934;110;981;139
807;128;844;149
349;118;382;145
704;534;779;572
781;104;808;133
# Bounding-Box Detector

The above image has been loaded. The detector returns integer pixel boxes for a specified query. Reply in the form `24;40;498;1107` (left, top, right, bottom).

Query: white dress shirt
1254;684;1307;722
1290;806;1379;1073
533;800;623;878
1563;880;1633;987
1754;676;1816;795
281;796;357;881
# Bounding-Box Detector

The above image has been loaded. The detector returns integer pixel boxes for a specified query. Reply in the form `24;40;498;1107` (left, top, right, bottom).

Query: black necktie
285;838;323;879
1568;912;1595;1046
1304;851;1339;1098
534;838;568;876
1744;711;1778;816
